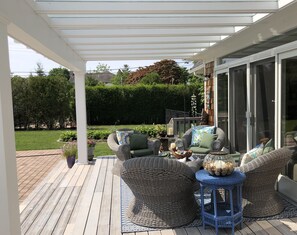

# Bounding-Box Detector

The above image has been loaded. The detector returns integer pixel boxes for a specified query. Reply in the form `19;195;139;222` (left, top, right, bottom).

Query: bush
86;84;202;125
59;131;77;142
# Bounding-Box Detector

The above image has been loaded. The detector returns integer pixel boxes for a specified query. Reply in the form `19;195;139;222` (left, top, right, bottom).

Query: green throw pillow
129;133;148;150
199;133;216;149
263;139;274;154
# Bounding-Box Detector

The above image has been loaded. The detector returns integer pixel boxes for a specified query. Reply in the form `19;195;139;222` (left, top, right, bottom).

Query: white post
74;71;88;164
0;22;21;234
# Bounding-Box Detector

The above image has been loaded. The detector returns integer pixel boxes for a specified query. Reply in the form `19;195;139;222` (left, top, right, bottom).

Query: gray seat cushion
189;146;211;154
131;149;154;157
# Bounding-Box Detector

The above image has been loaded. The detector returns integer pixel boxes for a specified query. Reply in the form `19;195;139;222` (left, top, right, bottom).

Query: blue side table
195;170;246;235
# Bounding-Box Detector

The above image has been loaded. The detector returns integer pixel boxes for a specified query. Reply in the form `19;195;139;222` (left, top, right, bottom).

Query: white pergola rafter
33;1;278;14
27;0;280;61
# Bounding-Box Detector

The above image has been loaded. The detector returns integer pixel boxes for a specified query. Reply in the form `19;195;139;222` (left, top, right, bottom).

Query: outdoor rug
120;179;297;233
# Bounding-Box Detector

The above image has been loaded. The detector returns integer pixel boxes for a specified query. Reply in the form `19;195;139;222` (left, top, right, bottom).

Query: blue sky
8;37;192;76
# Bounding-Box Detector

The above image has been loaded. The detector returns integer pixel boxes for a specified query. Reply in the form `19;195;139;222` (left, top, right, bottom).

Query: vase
88;146;95;161
203;151;235;176
66;155;76;169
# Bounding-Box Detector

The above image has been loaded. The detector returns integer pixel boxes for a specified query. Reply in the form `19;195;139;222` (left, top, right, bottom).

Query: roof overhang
1;0;297;69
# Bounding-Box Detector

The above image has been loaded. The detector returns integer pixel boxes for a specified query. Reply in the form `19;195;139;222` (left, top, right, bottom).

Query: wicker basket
171;148;192;159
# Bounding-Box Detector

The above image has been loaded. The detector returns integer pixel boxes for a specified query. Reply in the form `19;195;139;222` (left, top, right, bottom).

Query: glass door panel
251;59;275;147
281;57;297;146
229;65;247;153
217;73;228;138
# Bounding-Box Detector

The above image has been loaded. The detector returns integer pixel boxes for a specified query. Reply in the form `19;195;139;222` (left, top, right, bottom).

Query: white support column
0;22;21;235
74;71;88;164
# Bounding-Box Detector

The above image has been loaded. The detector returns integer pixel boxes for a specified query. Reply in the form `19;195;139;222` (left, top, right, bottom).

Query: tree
35;62;45;76
96;63;110;73
85;75;100;86
139;72;162;85
48;68;70;80
126;59;190;84
111;64;131;85
11;76;31;129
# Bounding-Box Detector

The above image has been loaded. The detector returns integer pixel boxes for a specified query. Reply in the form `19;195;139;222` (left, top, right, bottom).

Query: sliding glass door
251;59;275;147
229;65;247;153
280;55;297;146
217;73;229;138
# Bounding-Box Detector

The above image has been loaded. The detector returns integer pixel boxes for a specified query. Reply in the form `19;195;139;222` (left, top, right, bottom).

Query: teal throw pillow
263;139;274;154
199;133;216;149
129;133;148;150
240;143;264;166
191;125;216;146
116;130;134;145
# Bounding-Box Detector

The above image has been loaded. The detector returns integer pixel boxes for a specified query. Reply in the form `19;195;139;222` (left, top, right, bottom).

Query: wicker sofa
235;146;296;217
121;156;199;228
107;129;160;175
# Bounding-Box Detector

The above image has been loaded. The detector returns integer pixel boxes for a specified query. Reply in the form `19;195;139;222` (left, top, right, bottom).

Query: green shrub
59;131;77;142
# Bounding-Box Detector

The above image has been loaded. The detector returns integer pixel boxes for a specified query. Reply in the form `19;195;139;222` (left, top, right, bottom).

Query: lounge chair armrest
148;138;161;155
117;144;131;161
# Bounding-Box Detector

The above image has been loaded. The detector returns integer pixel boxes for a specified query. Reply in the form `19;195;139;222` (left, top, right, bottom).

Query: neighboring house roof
86;71;115;84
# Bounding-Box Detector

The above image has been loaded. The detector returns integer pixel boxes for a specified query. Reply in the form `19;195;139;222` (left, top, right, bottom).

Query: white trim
0;22;21;235
74;71;88;165
246;63;252;151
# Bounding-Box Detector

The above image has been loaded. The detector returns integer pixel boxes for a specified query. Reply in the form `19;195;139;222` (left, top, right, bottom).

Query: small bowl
171;148;192;159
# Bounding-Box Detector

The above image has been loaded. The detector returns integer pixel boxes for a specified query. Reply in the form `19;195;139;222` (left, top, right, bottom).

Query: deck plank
83;159;104;234
72;158;102;235
97;157;115;234
25;164;80;234
19;160;65;213
269;219;297;235
109;170;121;235
244;221;269;235
40;165;85;234
18;156;297;235
20;164;69;234
53;165;91;235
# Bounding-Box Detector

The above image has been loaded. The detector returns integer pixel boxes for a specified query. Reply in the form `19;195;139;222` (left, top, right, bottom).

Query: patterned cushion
263;139;274;154
240;143;264;166
191;125;216;146
116;130;134;145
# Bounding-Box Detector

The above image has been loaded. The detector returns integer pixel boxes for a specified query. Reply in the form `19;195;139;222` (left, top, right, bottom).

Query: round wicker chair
121;156;199;228
235;147;295;217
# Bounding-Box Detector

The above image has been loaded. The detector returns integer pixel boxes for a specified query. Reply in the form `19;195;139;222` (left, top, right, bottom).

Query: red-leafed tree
126;59;189;84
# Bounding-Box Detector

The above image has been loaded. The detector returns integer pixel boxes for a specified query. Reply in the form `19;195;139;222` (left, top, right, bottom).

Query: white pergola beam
0;0;85;71
84;54;194;61
61;28;236;37
67;37;213;45
49;16;253;28
34;1;278;14
80;48;201;55
74;43;207;51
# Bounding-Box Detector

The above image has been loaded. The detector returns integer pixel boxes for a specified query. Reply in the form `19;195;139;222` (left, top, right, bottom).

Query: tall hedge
86;84;202;125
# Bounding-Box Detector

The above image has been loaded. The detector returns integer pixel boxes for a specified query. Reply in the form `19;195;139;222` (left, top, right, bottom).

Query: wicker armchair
235;147;295;217
107;129;160;176
121;156;199;228
181;126;226;157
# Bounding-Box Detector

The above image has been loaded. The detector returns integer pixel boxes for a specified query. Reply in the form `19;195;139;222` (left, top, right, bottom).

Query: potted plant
87;139;96;161
62;142;77;168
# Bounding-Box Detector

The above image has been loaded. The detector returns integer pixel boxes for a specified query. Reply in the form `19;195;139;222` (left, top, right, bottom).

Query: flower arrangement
87;139;96;147
62;142;77;158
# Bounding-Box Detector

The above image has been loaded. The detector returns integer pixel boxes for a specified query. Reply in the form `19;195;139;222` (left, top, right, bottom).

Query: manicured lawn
15;130;64;151
14;124;156;156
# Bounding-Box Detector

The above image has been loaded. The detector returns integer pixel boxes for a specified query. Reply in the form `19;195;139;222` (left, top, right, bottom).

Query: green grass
15;124;156;156
15;130;64;151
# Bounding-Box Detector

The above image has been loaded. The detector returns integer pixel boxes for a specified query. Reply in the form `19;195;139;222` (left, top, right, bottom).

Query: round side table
195;170;246;235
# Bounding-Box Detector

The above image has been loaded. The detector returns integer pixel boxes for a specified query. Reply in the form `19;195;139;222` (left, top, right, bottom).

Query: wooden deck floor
19;156;297;235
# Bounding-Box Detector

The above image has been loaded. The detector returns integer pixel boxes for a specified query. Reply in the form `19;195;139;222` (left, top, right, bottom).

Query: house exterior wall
204;61;215;126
